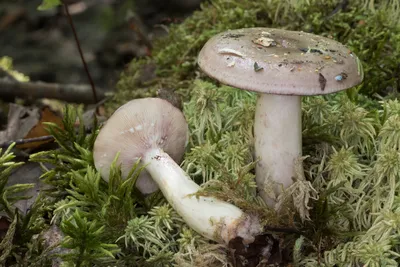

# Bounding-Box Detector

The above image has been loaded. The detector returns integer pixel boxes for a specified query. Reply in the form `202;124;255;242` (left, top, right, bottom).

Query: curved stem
62;1;97;104
143;147;261;244
254;94;303;207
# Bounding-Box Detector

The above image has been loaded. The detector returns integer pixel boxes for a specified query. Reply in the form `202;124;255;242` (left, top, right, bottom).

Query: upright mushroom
198;28;364;207
93;98;261;244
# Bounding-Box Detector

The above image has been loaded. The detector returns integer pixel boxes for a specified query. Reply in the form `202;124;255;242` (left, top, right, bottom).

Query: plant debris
318;73;327;91
0;104;40;145
299;48;324;54
252;37;276;47
218;48;245;58
335;72;348;81
253;62;264;72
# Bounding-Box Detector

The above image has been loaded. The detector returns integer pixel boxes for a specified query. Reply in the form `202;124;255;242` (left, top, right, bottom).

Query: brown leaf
18;107;63;149
0;104;63;149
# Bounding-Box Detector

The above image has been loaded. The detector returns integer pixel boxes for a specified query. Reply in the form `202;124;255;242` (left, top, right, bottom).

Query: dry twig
62;0;98;103
0;78;107;103
0;135;54;148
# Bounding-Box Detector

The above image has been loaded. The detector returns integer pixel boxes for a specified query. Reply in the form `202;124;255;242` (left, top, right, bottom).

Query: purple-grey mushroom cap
93;98;189;194
198;28;364;95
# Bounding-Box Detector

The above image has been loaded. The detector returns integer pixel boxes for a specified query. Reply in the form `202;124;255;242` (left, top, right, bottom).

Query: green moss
4;71;400;265
182;82;400;265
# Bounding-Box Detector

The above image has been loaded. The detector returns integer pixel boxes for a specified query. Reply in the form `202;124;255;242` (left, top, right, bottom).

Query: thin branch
0;78;107;103
0;135;54;148
62;1;98;103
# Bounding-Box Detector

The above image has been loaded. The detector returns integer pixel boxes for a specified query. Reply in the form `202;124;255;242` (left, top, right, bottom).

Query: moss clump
181;81;400;266
3;84;400;265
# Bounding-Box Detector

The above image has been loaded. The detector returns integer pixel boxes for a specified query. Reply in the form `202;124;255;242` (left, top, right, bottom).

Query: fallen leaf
18;107;63;148
0;104;40;144
0;104;63;149
39;224;68;266
3;162;53;216
75;106;107;130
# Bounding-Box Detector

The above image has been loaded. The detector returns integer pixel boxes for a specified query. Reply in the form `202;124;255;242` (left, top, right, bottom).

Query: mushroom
198;28;364;207
93;98;261;244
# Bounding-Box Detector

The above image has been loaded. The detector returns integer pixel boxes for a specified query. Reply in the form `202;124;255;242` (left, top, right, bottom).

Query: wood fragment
0;78;107;103
0;135;54;148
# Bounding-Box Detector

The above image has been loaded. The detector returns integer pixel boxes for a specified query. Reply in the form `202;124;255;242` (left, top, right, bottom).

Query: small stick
0;135;54;148
62;1;98;104
0;78;106;103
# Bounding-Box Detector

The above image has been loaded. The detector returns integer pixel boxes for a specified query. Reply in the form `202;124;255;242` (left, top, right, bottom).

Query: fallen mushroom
93;98;261;244
198;28;364;207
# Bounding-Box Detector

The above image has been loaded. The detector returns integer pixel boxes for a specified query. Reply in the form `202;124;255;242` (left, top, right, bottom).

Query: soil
0;0;202;90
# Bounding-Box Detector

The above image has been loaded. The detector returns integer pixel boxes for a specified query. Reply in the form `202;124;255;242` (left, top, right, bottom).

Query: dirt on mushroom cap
198;28;364;96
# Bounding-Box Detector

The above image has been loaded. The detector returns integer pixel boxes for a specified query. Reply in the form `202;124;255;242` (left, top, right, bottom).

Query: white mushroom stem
254;94;303;208
143;147;261;244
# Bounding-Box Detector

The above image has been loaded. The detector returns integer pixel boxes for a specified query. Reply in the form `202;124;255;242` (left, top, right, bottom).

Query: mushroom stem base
143;147;261;244
254;94;302;208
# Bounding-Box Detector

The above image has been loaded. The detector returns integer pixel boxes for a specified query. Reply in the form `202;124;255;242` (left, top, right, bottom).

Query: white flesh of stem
254;94;302;208
143;147;261;244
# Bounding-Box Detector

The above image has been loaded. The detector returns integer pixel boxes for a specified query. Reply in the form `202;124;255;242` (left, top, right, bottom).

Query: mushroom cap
198;28;364;95
93;98;189;194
